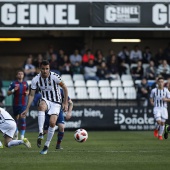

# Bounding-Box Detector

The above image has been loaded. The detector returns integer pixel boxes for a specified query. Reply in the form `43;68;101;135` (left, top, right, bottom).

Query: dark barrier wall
4;106;168;131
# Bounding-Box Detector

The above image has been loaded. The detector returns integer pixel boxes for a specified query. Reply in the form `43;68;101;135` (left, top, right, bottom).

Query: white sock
38;111;45;134
45;126;55;147
8;140;24;148
20;135;24;140
159;125;165;136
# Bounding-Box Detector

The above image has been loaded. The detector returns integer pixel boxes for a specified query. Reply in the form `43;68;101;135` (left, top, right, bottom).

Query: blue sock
20;118;26;136
57;131;64;146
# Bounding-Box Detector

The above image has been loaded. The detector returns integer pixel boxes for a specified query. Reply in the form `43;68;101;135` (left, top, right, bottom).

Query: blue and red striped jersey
9;80;29;106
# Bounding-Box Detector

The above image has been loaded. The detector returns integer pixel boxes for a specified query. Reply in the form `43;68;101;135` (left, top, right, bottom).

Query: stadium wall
4;106;170;131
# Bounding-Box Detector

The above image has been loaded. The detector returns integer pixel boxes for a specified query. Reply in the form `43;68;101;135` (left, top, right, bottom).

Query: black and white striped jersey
150;87;170;108
31;72;62;104
0;107;14;123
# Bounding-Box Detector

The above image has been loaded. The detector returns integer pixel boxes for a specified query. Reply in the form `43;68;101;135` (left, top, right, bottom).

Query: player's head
157;77;164;89
16;69;24;80
40;60;50;78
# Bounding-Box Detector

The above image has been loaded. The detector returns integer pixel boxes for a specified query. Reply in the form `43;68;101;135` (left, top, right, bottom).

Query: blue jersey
44;88;70;130
9;80;28;116
9;80;28;106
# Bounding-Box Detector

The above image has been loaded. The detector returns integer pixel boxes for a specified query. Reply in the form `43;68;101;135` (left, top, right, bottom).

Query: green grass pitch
0;131;170;170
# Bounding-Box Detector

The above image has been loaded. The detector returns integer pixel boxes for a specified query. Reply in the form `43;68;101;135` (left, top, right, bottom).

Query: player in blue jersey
40;88;73;149
7;69;29;140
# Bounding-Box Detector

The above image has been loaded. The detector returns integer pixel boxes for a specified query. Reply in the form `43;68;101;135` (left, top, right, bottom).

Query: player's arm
25;83;30;96
25;89;29;96
7;83;18;96
7;89;14;96
66;99;73;120
162;98;170;102
21;89;36;117
59;81;68;112
150;98;154;106
162;90;170;102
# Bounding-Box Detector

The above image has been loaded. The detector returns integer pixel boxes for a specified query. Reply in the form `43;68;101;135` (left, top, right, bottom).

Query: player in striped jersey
150;77;170;140
7;69;29;140
0;107;31;148
21;60;68;154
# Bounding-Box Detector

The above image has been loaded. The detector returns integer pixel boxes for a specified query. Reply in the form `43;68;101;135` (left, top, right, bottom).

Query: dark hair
158;77;164;81
16;69;24;74
40;60;49;66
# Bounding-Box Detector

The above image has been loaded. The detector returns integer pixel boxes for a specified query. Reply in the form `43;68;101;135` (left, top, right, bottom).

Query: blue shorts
44;110;65;130
13;106;26;116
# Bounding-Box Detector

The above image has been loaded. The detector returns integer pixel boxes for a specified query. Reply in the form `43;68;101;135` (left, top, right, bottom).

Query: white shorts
41;98;61;116
0;120;16;138
153;107;168;121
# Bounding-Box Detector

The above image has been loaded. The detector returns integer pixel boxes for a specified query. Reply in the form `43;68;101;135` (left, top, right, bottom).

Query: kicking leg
40;114;57;154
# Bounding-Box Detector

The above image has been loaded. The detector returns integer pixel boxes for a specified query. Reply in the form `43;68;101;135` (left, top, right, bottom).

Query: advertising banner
4;106;163;131
92;2;170;28
0;1;170;29
0;2;90;28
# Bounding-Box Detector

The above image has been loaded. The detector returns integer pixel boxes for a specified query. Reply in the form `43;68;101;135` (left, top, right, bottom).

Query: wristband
11;89;15;93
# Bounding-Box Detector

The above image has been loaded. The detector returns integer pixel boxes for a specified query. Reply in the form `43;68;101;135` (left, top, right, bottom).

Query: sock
45;126;55;147
155;123;160;130
38;111;45;134
8;140;24;148
159;125;165;136
20;118;26;138
57;131;64;146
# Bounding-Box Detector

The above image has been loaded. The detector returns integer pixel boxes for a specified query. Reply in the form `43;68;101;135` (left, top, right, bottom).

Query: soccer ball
74;129;88;142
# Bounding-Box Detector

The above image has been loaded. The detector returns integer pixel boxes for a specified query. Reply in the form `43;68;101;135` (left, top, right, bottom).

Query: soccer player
42;88;73;149
21;60;68;155
150;77;170;140
7;69;29;140
0;107;31;148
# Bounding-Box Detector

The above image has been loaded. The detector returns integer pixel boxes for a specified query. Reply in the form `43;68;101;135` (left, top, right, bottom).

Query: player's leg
153;109;161;138
13;106;19;140
157;108;168;140
56;123;64;149
4;135;31;148
154;120;161;138
19;106;27;140
37;114;50;148
13;116;19;140
40;103;60;154
158;120;165;140
37;99;47;142
56;111;65;149
3;121;31;148
40;114;58;154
